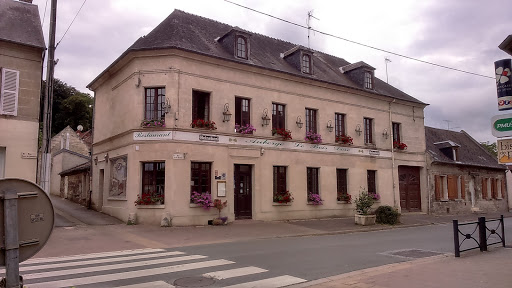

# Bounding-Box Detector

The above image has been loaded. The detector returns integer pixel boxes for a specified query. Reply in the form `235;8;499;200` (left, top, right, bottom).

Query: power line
224;0;495;80
56;0;87;48
41;0;49;27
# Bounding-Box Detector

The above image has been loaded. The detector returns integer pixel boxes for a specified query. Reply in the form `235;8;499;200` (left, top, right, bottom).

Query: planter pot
355;214;376;226
212;217;228;225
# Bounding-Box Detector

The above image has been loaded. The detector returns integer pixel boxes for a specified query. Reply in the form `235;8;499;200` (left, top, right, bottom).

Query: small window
236;36;248;59
190;162;211;200
141;162;165;204
306;108;317;133
364;118;373;144
145;87;165;121
307;167;319;195
272;103;285;130
302;54;311;74
367;170;376;195
335;113;346;137
273;166;287;202
364;71;373;89
0;68;20;116
392;122;401;143
336;169;348;199
235;97;251;132
192;90;210;121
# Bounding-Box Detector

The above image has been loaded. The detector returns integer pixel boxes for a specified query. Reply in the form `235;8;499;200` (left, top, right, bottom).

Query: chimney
19;0;33;3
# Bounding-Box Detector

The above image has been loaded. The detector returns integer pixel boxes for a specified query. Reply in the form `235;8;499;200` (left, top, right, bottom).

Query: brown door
398;166;421;211
234;164;252;219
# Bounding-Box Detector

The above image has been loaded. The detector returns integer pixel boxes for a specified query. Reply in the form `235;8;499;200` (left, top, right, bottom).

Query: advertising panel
491;113;512;137
497;139;512;164
495;59;512;111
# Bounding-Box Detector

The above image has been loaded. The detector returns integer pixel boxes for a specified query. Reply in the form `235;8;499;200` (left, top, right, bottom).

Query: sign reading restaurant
133;131;392;158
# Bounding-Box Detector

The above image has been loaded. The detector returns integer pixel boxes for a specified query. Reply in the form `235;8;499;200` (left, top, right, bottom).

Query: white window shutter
0;68;20;116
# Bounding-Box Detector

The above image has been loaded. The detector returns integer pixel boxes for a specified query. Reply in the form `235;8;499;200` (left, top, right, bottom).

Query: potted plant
305;131;322;143
273;191;294;204
335;134;353;145
272;128;292;140
393;141;407;150
308;193;323;205
337;193;351;203
354;188;376;225
212;199;228;225
141;119;165;128
191;119;217;130
190;191;213;209
235;123;256;134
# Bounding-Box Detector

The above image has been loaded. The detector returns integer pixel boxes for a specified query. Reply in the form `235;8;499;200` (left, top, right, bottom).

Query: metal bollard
453;220;460;257
478;217;487;252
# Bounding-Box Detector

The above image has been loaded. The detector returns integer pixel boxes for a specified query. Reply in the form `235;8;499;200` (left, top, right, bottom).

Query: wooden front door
398;166;421;211
234;164;252;219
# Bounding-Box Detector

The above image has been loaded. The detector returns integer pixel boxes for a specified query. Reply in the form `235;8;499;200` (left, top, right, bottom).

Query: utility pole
39;0;57;193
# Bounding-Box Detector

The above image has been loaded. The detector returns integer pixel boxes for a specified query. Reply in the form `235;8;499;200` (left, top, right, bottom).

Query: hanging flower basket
336;134;353;145
272;128;292;140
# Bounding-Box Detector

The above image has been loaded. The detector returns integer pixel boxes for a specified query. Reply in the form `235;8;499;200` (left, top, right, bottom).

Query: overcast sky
32;0;511;143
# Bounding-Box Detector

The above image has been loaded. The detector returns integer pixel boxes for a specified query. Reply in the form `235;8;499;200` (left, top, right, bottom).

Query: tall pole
385;57;391;84
40;0;57;193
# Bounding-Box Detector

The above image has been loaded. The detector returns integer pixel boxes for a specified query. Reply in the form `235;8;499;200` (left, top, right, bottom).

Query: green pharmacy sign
491;114;512;137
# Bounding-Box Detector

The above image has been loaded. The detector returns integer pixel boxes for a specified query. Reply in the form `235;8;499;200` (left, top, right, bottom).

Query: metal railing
453;215;506;257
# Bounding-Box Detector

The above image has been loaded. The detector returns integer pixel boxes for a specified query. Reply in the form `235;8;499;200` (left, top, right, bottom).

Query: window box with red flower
336;134;353;145
191;119;217;130
273;191;294;205
337;193;352;203
271;128;292;140
393;141;407;151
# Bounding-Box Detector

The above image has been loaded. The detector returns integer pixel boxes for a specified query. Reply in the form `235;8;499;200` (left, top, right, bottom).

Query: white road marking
114;281;176;288
24;255;207;280
203;266;267;280
27;259;234;288
222;275;307;288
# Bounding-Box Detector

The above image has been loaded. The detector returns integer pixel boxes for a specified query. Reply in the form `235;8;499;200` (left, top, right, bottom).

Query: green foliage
354;188;374;215
375;205;400;225
480;141;497;158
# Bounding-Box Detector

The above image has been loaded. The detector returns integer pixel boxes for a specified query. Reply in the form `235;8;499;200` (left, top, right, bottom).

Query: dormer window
364;71;373;89
236;36;247;59
302;54;311;74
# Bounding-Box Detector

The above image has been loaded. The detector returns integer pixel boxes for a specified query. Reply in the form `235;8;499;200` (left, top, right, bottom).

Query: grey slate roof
59;161;90;176
0;0;45;49
89;10;426;105
425;126;505;170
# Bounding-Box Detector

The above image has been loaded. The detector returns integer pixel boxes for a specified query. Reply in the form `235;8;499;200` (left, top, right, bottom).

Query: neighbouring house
0;0;45;181
87;10;428;226
48;126;91;205
425;127;507;214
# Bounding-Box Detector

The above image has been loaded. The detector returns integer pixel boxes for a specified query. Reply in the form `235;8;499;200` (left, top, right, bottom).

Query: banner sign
497;139;512;164
495;59;512;111
491;113;512;137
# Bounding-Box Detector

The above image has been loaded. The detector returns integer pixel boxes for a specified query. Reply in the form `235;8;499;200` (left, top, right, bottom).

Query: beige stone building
88;10;428;226
0;0;45;181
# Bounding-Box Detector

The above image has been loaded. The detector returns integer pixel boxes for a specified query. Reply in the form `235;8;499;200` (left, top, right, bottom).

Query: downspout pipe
389;99;397;208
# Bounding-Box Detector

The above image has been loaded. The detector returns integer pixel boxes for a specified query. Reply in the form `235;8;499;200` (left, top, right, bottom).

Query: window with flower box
190;162;211;201
364;117;373;144
337;169;348;201
392;122;401;143
192;90;210;121
235;97;252;133
145;87;165;121
140;162;165;204
335;113;346;137
273;166;287;202
272;103;285;130
306;108;317;133
307;167;319;195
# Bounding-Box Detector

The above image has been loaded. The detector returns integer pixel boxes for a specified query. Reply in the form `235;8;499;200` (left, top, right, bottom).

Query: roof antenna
385;57;392;83
307;10;319;49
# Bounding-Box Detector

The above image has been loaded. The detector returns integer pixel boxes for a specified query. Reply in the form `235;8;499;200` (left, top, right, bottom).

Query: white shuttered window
0;68;20;116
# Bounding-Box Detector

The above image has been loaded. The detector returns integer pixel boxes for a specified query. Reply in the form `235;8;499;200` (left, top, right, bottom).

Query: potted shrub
335;134;353;145
305;131;322;143
235;123;256;134
212;199;228;225
272;128;292;140
354;188;376;225
337;193;351;203
273;191;294;204
190;191;213;209
307;193;323;205
141;119;165;128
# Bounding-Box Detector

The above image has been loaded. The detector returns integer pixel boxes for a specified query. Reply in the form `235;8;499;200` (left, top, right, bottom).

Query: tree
480;141;497;158
40;79;93;135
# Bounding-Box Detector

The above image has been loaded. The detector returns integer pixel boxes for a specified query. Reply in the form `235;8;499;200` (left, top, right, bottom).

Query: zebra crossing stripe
27;259;234;288
22;248;165;265
203;266;267;280
114;281;175;288
222;275;307;288
23;255;207;280
17;251;184;273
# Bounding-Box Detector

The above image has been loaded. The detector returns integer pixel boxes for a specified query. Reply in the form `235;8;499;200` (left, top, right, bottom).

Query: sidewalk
293;247;512;288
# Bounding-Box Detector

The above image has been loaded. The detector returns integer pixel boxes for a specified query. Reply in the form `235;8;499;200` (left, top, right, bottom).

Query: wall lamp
222;103;232;122
326;120;333;133
162;97;171;114
261;108;271;126
355;124;362;136
105;153;109;163
382;128;389;139
94;156;98;165
296;116;303;129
